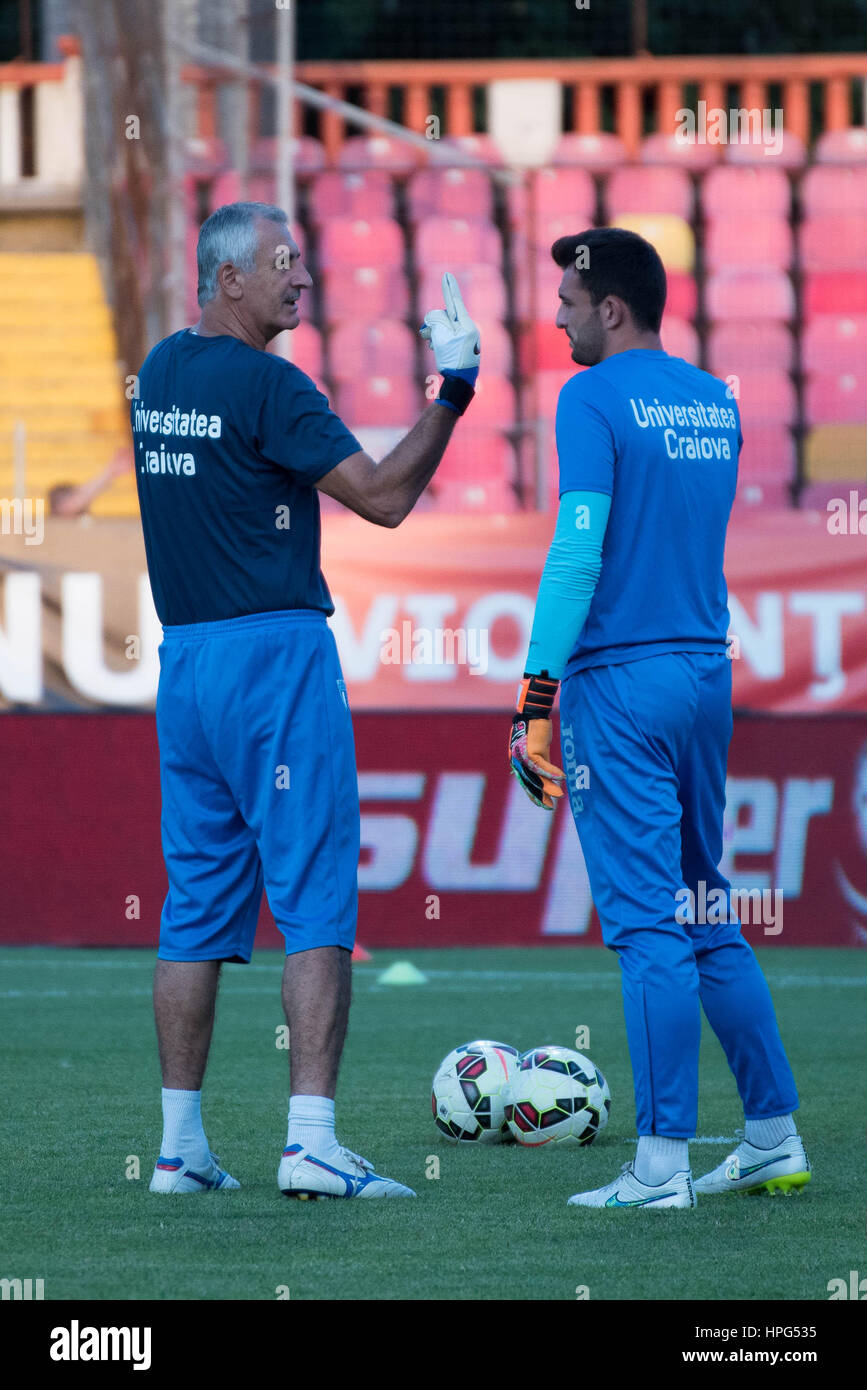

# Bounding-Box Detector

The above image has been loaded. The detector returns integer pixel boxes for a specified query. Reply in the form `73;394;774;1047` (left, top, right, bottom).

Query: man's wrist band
436;374;476;416
516;670;559;719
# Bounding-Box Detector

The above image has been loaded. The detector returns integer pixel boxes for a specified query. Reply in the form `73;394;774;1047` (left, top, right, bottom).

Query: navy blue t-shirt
132;330;361;625
556;349;742;677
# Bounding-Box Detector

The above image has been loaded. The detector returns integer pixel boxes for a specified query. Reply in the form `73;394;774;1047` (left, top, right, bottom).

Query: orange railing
184;54;867;160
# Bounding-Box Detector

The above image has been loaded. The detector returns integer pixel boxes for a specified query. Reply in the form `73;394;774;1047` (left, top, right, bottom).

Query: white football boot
149;1151;240;1193
567;1161;696;1210
278;1143;416;1199
694;1132;811;1196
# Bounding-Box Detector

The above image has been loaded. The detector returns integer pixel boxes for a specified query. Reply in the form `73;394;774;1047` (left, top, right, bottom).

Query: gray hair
196;201;287;306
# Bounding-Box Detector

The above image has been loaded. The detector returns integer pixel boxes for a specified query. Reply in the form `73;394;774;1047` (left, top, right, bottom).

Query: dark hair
551;227;667;333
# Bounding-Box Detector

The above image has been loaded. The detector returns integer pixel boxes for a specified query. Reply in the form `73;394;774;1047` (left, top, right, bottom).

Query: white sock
160;1088;209;1165
744;1114;797;1149
286;1095;341;1161
633;1135;690;1185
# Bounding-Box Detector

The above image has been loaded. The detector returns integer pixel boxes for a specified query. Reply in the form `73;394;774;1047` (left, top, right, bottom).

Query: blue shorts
155;609;359;963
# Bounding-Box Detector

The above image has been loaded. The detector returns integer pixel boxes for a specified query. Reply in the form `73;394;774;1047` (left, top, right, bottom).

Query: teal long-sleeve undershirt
524;490;612;681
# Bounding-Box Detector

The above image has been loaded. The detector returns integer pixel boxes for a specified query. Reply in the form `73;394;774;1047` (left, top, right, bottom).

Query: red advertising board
2;711;866;950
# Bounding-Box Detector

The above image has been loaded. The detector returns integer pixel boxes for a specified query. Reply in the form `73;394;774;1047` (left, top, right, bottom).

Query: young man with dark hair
509;227;808;1210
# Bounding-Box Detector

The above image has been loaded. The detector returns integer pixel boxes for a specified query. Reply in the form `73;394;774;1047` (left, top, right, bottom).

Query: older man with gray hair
134;201;481;1200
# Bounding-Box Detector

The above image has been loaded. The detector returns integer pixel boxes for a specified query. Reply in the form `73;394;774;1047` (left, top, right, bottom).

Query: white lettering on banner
358;773;426;891
775;780;835;895
0;578;863;707
423;774;552;890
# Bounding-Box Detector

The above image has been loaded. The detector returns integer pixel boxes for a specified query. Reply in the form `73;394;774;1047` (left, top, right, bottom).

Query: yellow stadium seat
611;214;696;273
804;424;867;480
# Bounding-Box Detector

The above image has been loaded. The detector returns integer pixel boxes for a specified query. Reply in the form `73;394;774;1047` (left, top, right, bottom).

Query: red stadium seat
801;166;867;217
519;321;570;374
701;166;791;220
553;133;629;170
427;134;504;167
724;130;807;168
660;317;700;364
251;136;326;176
430;480;519;513
513;211;597;257
468;319;513;374
803;272;867;317
417;263;507;321
273;322;323;379
705;269;795;321
639;132;720;171
328;320;416;381
732;371;797;427
333;375;419;427
526;368;583;423
318;217;403;269
704;217;793;271
800;216;867;271
506;167;596;230
415;218;501;267
321;266;410;324
605;166;693;219
731;477;791;510
308;171;394;225
512;251;564;321
707;323;795;375
454;374;517;427
406;168;493;223
813;127;867;164
434;430;515;486
738;425;797;482
803;315;867;372
805;371;867;425
338;135;419;174
665;271;698;320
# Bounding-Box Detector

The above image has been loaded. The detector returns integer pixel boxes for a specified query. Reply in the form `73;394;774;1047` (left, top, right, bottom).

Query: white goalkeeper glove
420;272;480;413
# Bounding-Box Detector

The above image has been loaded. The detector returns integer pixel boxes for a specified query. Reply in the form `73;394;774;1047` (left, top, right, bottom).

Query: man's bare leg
154;959;221;1089
281;945;351;1096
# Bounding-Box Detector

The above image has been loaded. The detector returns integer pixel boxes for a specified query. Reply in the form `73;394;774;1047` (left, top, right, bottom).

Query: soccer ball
431;1039;520;1143
506;1046;611;1146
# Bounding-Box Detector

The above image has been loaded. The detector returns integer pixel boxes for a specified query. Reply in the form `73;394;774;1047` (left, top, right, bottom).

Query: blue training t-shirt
132;329;362;625
556;349;742;678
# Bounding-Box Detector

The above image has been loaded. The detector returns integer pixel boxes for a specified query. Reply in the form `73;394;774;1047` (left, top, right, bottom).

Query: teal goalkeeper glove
420;271;480;414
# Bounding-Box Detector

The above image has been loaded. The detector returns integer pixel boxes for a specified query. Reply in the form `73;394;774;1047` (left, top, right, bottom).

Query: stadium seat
308;170;394;225
553;133;628;171
703;217;793;271
434;430;515;486
802;272;867;317
803;315;867;372
707;322;795;375
321;266;410;323
732;371;797;427
805;372;867;425
417;262;507;321
406;168;493;223
506;167;596;230
605;166;693;220
318;217;403;269
705;269;795;321
251;135;326;176
724;130;807;168
798;479;863;513
415;217;502;267
803;424;867;480
513;253;565;322
660;317;699;364
665;271;698;320
813;127;867;164
701;165;791;220
338;135;419;174
801;166;867;217
527;368;583;423
426;134;505;166
328;319;416;381
183;136;229;176
463;374;517;426
731;477;791;510
610;214;695;272
275;322;323;379
639;132;719;170
512;212;593;257
800;216;867;271
333;375;419;426
467;319;513;374
519;321;569;374
738;425;797;483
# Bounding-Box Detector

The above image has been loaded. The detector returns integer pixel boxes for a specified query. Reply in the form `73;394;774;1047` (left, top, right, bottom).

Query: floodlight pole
276;0;296;227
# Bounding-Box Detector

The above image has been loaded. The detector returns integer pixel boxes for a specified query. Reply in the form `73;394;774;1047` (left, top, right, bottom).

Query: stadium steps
0;253;135;518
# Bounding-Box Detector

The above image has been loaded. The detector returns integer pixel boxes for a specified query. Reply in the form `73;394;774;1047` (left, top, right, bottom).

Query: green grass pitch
2;945;865;1301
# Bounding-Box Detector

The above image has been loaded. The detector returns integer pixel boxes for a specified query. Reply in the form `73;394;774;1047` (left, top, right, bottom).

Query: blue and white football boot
278;1143;416;1199
567;1161;696;1210
149;1151;240;1194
